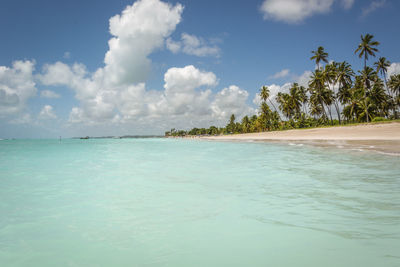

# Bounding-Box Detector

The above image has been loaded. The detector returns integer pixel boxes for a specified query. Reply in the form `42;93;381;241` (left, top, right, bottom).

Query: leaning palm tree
374;57;391;95
355;34;380;70
311;46;329;70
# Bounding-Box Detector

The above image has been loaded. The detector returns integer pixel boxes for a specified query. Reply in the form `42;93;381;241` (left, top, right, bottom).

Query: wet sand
201;123;400;155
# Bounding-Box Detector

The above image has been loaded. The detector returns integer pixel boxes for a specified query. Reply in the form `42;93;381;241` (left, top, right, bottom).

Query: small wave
375;151;400;157
289;143;304;147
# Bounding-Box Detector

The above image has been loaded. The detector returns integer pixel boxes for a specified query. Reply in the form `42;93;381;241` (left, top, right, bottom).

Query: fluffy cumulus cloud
260;0;355;23
387;62;400;78
166;33;220;57
38;105;57;120
36;0;256;133
0;60;36;116
104;0;183;85
211;85;255;120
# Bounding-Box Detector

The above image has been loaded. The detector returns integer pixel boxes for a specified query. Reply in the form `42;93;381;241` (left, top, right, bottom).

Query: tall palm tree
309;70;329;121
374;57;390;85
276;92;293;120
355;34;380;70
298;85;308;114
311;46;329;70
370;79;389;117
359;67;378;122
260;86;278;112
289;83;303;119
334;61;354;124
241;116;250;133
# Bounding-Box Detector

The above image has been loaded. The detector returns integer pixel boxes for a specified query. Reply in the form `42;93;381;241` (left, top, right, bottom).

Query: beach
202;122;400;155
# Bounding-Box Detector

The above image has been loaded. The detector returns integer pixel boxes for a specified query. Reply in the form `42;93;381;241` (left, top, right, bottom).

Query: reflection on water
0;138;399;266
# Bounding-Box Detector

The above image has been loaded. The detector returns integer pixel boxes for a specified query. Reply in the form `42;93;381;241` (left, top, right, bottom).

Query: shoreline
199;122;400;155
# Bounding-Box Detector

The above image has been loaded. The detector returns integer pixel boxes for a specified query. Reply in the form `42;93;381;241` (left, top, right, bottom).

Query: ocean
0;138;399;266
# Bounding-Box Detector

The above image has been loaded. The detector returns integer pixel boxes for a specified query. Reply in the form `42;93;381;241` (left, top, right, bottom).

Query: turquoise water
0;138;399;267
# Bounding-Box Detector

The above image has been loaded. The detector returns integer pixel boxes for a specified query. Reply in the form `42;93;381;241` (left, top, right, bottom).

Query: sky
0;0;399;138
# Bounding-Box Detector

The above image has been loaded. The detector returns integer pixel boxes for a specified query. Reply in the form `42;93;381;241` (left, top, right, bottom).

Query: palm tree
355;34;380;70
260;86;279;113
226;114;236;133
335;61;354;124
276;92;293;120
289;83;303;119
388;74;400;119
370;79;389;117
374;57;390;91
241;116;250;133
309;70;329;121
298;85;308;114
359;67;378;122
311;46;329;70
388;74;400;97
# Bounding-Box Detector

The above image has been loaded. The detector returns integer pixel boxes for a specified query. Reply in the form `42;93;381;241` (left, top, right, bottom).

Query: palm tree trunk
364;54;367;70
321;103;328;122
334;100;341;124
327;105;333;125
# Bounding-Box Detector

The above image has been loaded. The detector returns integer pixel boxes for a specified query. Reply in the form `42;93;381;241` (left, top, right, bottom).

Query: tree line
165;34;400;137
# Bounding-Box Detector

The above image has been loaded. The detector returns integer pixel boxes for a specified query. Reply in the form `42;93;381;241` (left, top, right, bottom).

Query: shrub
372;117;386;122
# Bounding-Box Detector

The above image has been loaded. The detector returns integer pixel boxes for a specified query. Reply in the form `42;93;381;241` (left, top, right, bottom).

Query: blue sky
0;0;399;138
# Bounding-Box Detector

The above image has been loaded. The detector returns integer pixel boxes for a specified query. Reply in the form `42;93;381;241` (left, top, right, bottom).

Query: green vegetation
165;34;400;137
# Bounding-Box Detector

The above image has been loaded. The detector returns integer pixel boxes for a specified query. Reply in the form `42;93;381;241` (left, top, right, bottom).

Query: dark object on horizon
80;136;90;139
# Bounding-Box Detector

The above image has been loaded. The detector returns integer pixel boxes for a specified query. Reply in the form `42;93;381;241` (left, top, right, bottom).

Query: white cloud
8;113;33;125
36;0;253;132
40;90;61;98
211;85;255;120
387;62;400;78
104;0;183;85
0;60;37;116
39;0;184;126
166;33;220;57
269;69;290;79
166;38;181;53
146;65;217;118
341;0;355;9
260;0;355;23
39;105;57;120
361;0;386;18
294;70;313;87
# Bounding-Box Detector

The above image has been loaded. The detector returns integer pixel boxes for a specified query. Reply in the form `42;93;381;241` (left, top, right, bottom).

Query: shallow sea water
0;138;399;267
